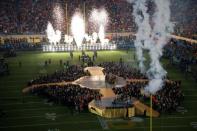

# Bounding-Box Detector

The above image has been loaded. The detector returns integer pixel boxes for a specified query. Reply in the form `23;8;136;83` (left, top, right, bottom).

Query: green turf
0;50;197;131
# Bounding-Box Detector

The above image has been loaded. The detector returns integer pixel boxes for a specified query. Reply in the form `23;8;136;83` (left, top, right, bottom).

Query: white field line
5;113;90;120
0;122;190;129
5;114;197;121
80;125;190;131
0;101;43;106
3;107;66;112
0;96;37;99
0;120;99;129
184;89;197;91
0;91;21;93
184;95;197;97
184;100;197;103
145;116;197;119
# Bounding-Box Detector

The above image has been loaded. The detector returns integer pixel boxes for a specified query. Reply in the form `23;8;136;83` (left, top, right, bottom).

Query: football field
0;50;197;131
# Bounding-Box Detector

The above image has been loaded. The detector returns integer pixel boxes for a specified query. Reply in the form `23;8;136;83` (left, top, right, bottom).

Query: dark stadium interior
0;0;197;131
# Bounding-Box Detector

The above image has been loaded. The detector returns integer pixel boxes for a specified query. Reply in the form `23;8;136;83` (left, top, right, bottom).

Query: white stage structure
42;43;116;52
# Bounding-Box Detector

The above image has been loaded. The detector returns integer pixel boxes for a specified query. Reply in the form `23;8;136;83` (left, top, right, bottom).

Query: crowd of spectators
28;61;147;87
28;65;86;86
171;0;197;39
26;60;185;113
0;36;135;51
0;0;133;34
164;38;197;82
164;38;197;64
152;81;184;113
0;0;196;56
113;81;147;100
105;73;117;84
100;62;147;79
112;80;184;113
0;0;196;38
112;36;135;49
31;84;102;112
0;38;42;51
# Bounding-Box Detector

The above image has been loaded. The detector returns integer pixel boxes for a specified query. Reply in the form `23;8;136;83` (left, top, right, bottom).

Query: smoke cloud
127;0;174;94
131;0;152;73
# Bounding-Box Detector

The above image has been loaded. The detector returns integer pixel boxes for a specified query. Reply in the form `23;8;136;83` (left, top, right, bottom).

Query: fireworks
53;4;64;30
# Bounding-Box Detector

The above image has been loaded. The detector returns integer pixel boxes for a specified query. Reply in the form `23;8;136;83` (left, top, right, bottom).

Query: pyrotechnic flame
90;8;109;45
46;22;61;45
71;12;85;47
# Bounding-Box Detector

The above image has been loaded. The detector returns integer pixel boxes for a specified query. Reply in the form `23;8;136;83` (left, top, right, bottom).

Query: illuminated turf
0;50;196;131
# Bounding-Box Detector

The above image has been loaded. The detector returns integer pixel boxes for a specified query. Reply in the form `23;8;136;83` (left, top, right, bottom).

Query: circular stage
74;75;126;89
75;66;127;89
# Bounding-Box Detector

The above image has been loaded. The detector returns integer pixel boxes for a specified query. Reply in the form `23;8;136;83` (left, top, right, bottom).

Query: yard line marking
0;81;26;83
3;107;66;112
0;96;36;99
4;112;91;120
3;113;197;121
184;101;197;103
80;125;190;131
184;95;197;97
145;116;197;119
0;101;43;106
0;123;190;129
184;89;197;91
138;125;190;129
0;85;25;87
0;120;99;129
0;90;21;93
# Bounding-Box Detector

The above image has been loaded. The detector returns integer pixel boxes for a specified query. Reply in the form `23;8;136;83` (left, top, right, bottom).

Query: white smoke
128;0;174;94
146;0;174;94
131;0;152;73
46;22;62;45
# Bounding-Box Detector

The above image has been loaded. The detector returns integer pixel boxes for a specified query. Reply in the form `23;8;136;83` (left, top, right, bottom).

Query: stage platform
88;97;160;118
42;44;116;52
23;66;160;118
133;100;160;117
74;75;126;89
75;66;126;89
88;97;135;118
84;67;104;76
